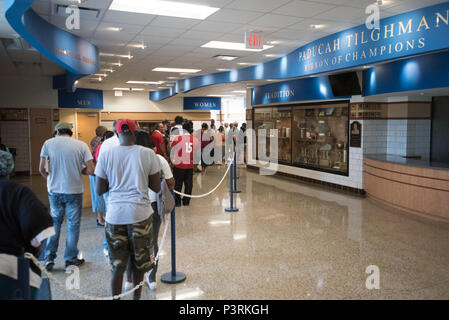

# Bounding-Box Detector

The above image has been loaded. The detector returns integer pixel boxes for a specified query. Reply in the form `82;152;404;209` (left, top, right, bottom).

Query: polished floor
14;166;449;300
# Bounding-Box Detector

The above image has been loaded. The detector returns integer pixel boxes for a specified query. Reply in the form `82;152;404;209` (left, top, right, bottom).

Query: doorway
431;97;449;163
76;111;99;208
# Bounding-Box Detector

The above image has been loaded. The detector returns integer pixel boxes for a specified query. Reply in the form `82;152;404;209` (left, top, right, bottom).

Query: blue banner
58;89;103;109
184;97;221;111
4;0;99;76
150;1;449;100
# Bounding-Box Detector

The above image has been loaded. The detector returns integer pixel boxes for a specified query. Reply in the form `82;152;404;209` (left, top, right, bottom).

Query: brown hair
95;126;108;137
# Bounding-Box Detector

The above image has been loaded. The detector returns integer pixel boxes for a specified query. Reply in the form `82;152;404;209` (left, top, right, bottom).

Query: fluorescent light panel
202;41;273;52
153;67;201;73
127;80;162;85
109;0;220;20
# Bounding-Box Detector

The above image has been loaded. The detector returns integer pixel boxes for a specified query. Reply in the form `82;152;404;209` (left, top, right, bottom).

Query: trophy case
253;101;349;176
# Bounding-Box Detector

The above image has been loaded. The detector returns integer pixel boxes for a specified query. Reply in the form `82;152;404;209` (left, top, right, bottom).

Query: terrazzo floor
14;165;449;300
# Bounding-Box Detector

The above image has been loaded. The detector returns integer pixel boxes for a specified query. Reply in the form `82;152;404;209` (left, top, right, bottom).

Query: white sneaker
146;274;157;291
124;281;133;292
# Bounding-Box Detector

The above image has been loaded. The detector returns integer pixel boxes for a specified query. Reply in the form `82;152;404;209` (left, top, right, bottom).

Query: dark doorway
431;97;449;163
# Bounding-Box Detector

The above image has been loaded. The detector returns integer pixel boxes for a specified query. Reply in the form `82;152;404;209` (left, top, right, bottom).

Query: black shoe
175;203;182;208
182;201;190;206
65;258;85;270
44;258;55;272
96;220;105;228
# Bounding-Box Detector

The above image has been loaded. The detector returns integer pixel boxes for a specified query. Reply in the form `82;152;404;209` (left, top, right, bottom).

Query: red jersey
171;134;200;169
152;130;166;156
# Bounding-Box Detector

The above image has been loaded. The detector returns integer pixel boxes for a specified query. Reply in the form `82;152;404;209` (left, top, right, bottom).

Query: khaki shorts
105;217;153;274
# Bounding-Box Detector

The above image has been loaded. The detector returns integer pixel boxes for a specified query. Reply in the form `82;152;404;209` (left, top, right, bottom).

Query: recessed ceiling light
131;88;145;91
237;62;257;66
127;80;162;85
94;73;108;77
232;90;246;94
217;68;231;72
101;68;116;73
264;54;280;58
113;88;130;91
266;40;282;45
106;27;123;32
100;52;133;59
167;77;180;80
214;55;239;61
310;24;325;29
153;67;201;73
128;42;147;49
202;41;273;52
109;0;220;20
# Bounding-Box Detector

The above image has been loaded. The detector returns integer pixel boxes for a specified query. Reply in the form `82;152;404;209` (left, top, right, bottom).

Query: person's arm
149;172;161;193
82;159;95;176
96;176;109;196
39;158;48;179
165;177;175;191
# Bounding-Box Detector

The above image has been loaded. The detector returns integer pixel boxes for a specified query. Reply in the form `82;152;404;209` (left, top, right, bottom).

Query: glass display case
253;101;349;176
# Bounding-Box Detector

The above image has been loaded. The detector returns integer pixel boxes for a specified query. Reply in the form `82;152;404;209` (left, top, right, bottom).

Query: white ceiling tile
140;26;187;37
191;20;243;33
225;0;292;13
273;1;336;18
249;14;304;28
207;8;265;24
102;10;155;26
181;29;226;40
149;16;201;29
313;6;367;24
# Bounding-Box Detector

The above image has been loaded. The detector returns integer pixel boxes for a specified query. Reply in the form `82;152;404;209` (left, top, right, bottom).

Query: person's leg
125;256;133;284
44;193;64;265
173;167;183;206
105;223;130;299
63;194;83;263
130;218;153;300
149;204;161;283
183;169;194;205
103;193;109;254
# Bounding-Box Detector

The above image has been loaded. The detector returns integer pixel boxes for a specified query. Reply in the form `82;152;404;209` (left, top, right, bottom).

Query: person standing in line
240;123;248;164
39;122;95;271
97;120;121;257
224;122;230;135
152;123;166;158
95;119;161;300
216;126;226;166
169;116;185;143
90;126;107;227
200;123;214;176
0;151;55;300
171;122;200;207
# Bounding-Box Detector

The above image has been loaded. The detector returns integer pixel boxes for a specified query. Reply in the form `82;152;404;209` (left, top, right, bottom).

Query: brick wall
0;121;30;173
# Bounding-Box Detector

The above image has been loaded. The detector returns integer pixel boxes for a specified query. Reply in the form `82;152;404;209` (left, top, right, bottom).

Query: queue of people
0;116;247;300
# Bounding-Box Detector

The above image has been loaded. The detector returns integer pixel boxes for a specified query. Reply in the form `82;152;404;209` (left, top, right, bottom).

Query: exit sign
245;32;264;50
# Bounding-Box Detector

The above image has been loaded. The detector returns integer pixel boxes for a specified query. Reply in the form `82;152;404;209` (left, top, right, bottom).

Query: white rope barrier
22;153;237;300
173;153;235;199
24;219;170;300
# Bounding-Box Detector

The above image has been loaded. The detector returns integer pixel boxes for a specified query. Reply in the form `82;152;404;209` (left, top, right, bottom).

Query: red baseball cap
116;119;137;134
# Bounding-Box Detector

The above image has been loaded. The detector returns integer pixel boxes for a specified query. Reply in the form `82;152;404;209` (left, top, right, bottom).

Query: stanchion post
233;152;241;194
226;155;239;212
161;207;186;284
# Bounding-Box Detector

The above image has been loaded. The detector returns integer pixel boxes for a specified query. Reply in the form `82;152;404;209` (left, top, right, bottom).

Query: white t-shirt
149;154;173;203
94;145;161;225
40;136;93;194
98;134;119;159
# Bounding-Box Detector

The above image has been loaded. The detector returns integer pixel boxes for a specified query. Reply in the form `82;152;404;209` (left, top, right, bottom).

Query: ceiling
1;0;448;96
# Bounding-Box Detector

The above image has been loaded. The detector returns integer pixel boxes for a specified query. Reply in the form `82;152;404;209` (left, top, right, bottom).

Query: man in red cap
95;119;161;300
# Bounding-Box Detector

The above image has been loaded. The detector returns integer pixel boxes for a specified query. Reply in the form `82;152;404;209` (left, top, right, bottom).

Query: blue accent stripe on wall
363;50;449;96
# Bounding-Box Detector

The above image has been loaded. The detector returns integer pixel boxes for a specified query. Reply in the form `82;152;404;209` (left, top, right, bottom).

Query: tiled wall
0;121;30;173
363;119;431;159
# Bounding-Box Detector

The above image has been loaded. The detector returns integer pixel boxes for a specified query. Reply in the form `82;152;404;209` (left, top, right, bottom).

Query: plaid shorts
105;217;153;274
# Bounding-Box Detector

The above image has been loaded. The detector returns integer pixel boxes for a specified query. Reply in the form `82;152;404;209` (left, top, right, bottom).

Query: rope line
24;219;170;300
173;153;235;199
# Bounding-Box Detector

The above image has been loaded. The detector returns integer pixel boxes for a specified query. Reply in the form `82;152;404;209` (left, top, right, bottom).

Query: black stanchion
233;152;241;194
161;207;186;284
225;155;239;212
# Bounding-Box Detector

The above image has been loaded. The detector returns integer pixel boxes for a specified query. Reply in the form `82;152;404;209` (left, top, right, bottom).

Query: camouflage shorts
105;218;153;275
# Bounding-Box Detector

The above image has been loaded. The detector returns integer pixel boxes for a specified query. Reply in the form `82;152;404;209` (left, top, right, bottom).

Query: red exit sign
245;32;264;50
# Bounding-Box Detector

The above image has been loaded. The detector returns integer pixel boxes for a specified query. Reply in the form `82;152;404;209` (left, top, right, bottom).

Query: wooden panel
100;112;211;122
29;109;53;175
77;112;100;209
364;158;449;223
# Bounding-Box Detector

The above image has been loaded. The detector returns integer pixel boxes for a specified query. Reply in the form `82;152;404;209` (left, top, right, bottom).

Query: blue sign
4;0;99;76
150;1;449;100
58;89;103;109
252;76;346;106
363;49;449;96
184;97;221;111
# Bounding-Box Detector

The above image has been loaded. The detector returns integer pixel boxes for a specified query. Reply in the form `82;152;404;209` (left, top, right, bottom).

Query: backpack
156;177;175;220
